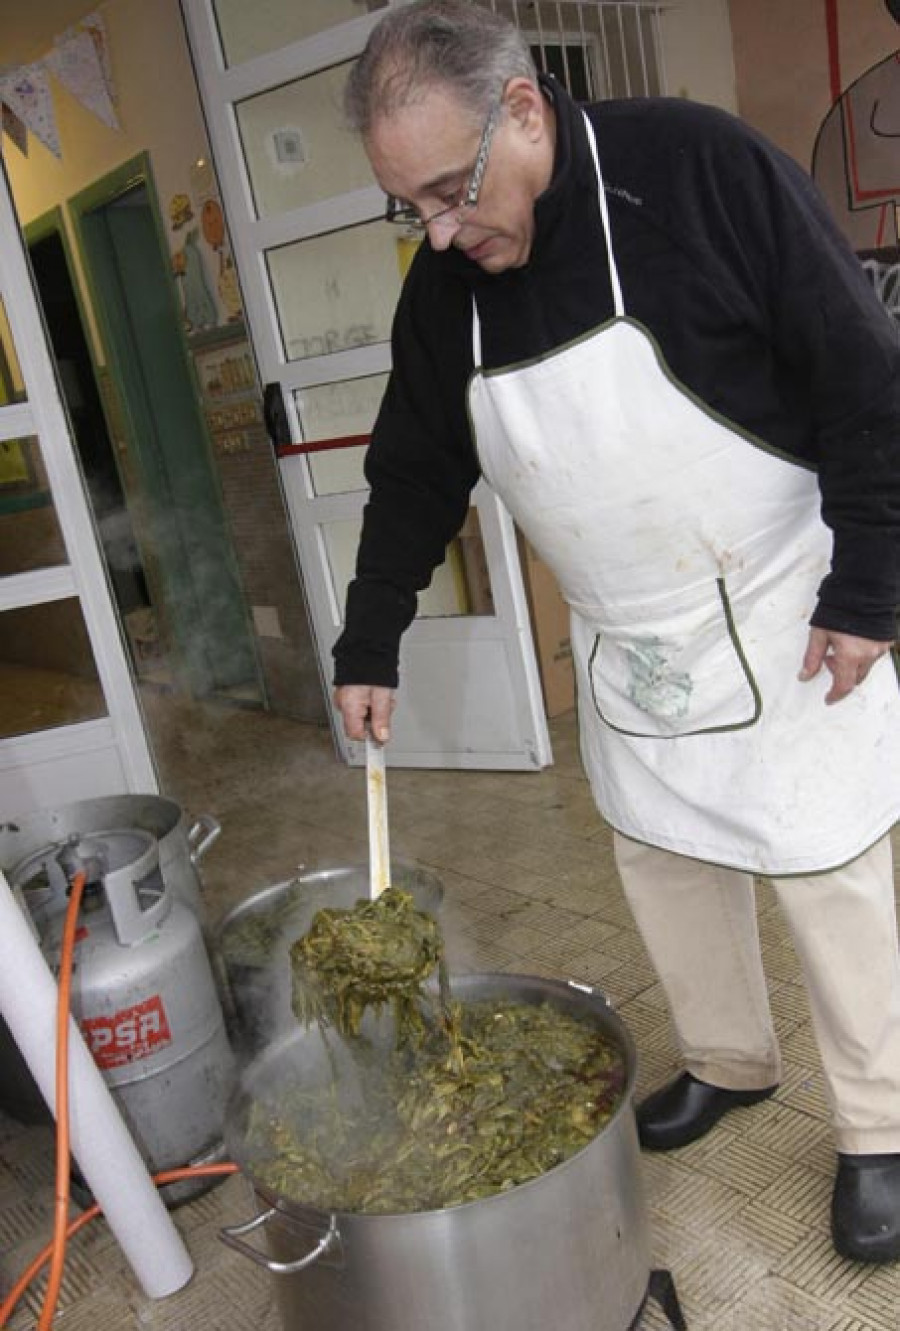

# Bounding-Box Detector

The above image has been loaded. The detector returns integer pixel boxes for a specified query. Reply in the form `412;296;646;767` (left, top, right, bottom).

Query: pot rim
230;971;639;1226
218;863;445;926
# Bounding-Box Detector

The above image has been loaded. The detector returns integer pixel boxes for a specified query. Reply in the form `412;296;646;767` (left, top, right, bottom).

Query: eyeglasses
384;103;500;230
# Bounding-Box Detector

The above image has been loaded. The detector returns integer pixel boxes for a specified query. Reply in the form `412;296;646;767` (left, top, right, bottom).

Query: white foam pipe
0;869;193;1299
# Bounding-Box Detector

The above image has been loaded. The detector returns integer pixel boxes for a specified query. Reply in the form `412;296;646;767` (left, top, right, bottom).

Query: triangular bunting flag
47;28;119;129
78;11;116;105
1;102;28;157
0;65;60;158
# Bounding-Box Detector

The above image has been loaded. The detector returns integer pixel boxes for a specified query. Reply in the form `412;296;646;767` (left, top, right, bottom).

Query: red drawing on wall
812;0;900;253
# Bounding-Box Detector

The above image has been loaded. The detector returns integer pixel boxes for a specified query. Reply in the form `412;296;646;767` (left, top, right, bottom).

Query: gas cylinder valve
55;835;107;903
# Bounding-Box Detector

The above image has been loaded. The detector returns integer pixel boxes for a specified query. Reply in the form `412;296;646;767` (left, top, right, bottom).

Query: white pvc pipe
0;869;193;1299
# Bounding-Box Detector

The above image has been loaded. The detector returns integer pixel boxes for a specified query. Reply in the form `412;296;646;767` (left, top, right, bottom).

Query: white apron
467;114;900;874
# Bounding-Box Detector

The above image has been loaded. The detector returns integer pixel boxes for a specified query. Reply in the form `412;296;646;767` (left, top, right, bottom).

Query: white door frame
181;0;552;770
0;157;156;817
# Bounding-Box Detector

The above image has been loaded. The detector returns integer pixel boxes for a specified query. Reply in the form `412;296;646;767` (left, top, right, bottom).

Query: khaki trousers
613;832;900;1153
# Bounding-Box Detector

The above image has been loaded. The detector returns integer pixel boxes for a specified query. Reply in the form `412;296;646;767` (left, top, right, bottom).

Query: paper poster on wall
190;158;242;323
201;197;243;322
173;230;217;333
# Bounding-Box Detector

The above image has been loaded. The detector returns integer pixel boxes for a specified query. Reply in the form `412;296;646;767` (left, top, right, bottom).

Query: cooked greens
245;997;624;1213
238;886;626;1214
289;886;444;1040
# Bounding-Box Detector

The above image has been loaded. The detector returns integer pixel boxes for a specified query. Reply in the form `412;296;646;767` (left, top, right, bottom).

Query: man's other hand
799;628;894;705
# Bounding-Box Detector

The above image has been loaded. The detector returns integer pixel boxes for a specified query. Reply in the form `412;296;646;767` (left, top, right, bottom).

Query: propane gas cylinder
29;829;234;1187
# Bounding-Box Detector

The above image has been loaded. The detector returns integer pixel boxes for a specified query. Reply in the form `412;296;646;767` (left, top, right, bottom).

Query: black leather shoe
636;1072;778;1151
832;1153;900;1263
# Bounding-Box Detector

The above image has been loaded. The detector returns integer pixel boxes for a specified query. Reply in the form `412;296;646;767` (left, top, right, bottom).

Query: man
332;0;900;1262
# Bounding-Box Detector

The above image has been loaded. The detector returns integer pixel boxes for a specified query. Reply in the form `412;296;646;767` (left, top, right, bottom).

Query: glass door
0;157;154;816
181;0;551;770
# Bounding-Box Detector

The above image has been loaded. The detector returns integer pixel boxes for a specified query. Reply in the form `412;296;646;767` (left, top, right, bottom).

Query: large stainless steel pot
222;973;650;1331
216;863;443;1053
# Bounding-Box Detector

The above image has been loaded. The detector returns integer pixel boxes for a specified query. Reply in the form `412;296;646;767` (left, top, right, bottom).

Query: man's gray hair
344;0;538;134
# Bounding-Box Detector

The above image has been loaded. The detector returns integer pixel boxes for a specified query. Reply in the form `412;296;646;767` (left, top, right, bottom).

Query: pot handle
567;979;612;1005
219;1207;342;1274
188;814;222;865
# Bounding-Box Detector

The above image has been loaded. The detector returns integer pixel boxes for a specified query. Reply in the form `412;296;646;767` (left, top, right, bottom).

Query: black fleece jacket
333;78;900;687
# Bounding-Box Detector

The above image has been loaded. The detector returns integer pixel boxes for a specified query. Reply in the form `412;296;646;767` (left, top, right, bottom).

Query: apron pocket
584;577;761;738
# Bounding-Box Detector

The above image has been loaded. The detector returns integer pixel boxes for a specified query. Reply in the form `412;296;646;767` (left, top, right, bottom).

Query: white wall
660;0;738;111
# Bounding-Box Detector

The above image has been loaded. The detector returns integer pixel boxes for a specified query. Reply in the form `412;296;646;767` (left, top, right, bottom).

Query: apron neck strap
471;107;626;365
581;110;625;319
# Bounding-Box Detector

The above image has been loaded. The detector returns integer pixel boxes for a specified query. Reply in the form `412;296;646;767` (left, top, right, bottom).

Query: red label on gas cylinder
80;995;172;1069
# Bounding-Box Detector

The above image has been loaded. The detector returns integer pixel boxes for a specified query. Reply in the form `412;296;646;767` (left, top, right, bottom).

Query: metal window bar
532;1;548;69
575;3;596;101
554;2;574;95
636;8;650;95
480;1;669;101
597;11;614;99
616;5;631;97
651;6;670;106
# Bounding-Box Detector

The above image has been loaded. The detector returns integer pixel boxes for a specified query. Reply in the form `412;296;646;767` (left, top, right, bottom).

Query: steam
220;866;449;1188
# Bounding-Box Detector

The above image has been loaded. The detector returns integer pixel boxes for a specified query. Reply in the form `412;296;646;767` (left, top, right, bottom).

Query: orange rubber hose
37;869;86;1331
0;1163;238;1327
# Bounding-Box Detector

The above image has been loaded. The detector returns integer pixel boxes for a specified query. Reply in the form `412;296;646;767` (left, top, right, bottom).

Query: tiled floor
1;690;899;1329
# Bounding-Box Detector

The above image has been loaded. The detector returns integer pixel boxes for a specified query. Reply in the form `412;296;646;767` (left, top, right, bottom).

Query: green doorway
26;210;150;634
70;155;262;702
